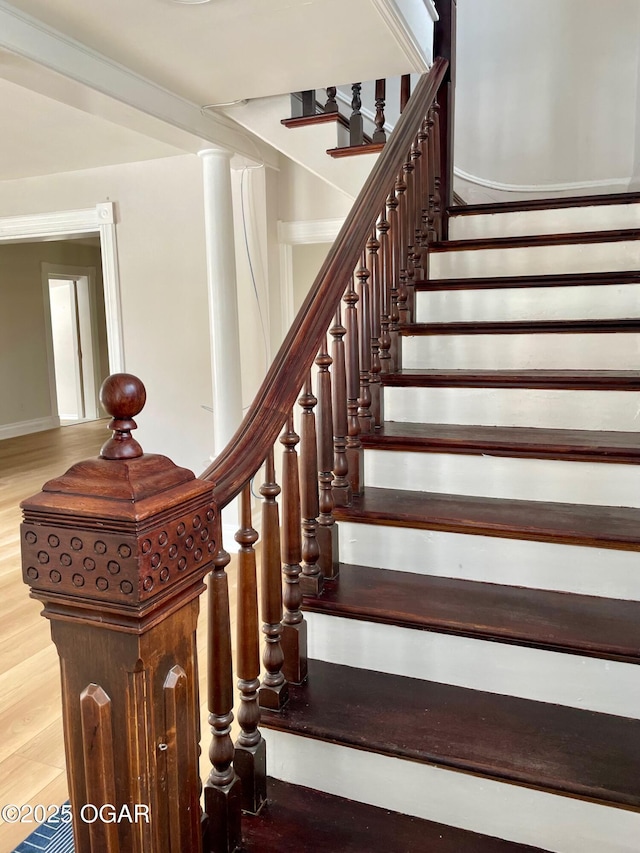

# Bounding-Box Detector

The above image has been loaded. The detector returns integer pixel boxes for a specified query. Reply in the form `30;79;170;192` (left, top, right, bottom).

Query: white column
198;148;243;457
199;148;243;550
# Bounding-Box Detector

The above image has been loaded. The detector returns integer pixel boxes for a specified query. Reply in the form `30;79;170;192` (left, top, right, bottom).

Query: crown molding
0;0;277;168
454;166;630;195
278;218;344;245
371;0;437;72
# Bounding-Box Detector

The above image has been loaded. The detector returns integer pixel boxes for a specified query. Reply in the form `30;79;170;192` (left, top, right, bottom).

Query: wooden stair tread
304;565;640;663
414;271;640;291
359;421;640;464
242;778;547;852
400;318;640;335
281;112;350;130
327;141;384;157
333;487;640;551
260;660;640;808
429;228;640;252
382;369;640;390
447;191;640;216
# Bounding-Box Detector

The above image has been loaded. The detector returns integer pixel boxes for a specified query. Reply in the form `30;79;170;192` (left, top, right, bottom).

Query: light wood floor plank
0;421;106;850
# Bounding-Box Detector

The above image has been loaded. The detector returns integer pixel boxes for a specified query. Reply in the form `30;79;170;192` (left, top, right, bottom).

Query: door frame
0;202;124;375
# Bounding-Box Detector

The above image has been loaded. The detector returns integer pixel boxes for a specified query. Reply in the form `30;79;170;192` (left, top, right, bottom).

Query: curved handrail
202;57;449;507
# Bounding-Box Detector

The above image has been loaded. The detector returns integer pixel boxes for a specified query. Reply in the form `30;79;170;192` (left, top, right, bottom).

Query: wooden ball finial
99;373;146;460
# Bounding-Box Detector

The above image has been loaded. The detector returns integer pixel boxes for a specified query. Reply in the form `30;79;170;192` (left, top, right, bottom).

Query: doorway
47;274;100;423
0;203;122;441
42;262;106;425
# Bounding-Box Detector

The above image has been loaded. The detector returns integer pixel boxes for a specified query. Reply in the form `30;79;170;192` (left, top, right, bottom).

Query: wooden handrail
202;57;448;507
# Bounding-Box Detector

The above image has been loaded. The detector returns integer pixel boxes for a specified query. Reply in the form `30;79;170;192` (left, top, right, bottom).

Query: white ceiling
0;75;186;181
0;0;430;181
7;0;634;194
5;0;422;104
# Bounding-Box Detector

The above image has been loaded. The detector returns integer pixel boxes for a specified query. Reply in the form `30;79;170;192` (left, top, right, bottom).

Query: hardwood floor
0;421;232;851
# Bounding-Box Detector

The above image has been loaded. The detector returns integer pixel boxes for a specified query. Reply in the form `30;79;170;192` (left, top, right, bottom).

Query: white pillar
198;148;243;457
199;148;243;550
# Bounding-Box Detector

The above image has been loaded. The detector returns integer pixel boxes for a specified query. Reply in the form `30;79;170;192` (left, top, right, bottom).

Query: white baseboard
0;415;60;441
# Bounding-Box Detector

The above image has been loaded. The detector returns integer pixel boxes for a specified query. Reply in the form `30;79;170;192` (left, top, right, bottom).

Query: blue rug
12;805;73;853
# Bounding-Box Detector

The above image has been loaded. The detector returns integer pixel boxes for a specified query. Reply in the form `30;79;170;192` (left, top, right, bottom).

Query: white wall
0;155;214;474
231;165;274;408
629;13;640;191
277;157;353;222
291;243;332;315
0;150;357;476
454;0;640;200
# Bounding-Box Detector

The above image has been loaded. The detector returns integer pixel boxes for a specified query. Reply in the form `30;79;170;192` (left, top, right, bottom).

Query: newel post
21;375;214;853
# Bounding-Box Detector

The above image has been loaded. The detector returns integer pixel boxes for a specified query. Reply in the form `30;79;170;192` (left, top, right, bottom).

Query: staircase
21;28;640;849
252;195;640;852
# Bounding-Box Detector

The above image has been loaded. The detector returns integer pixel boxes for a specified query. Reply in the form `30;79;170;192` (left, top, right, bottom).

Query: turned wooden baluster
400;74;411;112
350;82;364;146
344;274;364;495
386;188;402;370
316;337;339;579
330;305;352;507
299;373;323;595
377;206;393;375
205;546;242;853
410;140;425;281
426;107;438;243
279;413;308;684
395;170;410;324
432;99;444;241
417;116;432;268
355;253;374;434
367;229;383;428
402;151;417;317
259;449;288;711
234;484;266;815
372;78;387;143
324;86;338;113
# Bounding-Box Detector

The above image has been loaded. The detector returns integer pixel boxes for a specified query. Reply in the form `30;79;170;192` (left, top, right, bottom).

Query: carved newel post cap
100;373;146;460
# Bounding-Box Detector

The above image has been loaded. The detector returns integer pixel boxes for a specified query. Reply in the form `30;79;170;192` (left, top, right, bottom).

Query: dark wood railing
206;59;447;511
201;54;448;850
20;9;454;852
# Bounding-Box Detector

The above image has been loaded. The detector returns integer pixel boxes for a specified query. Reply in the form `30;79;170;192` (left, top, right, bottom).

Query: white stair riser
448;204;640;240
430;239;640;279
338;521;640;600
365;448;640;508
306;612;640;717
416;284;640;323
402;333;640;370
384;386;640;431
264;731;640;853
